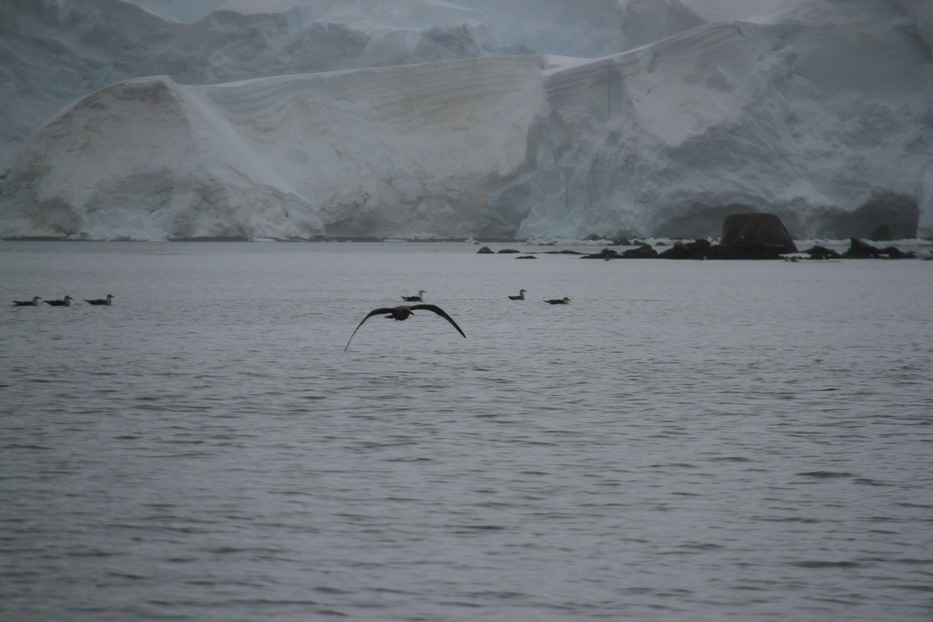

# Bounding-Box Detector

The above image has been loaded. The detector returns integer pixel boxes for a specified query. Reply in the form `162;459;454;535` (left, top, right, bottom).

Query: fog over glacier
0;0;930;240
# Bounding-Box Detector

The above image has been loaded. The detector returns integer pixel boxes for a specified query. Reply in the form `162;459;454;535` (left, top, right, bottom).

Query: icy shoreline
3;235;931;258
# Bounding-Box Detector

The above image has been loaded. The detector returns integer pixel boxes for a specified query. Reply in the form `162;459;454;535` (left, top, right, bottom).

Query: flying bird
508;289;526;300
45;296;73;307
402;289;426;302
13;296;41;306
345;304;466;351
85;294;114;306
544;297;571;305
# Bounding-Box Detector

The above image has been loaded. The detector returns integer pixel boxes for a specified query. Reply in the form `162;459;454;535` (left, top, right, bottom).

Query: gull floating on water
508;289;526;300
402;289;426;302
85;294;114;306
45;296;73;307
13;296;41;306
345;304;466;351
544;297;571;305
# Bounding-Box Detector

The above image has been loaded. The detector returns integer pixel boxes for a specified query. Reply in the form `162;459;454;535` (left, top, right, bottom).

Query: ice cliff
0;0;532;163
0;0;931;240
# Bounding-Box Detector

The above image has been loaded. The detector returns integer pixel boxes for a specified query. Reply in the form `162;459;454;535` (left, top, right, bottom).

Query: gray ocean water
1;241;932;621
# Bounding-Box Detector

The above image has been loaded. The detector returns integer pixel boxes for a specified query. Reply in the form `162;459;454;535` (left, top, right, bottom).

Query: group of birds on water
344;289;571;351
506;289;571;305
398;288;569;306
14;288;567;350
12;294;114;307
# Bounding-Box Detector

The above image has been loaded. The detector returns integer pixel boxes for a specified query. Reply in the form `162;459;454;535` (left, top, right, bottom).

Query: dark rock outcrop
802;245;841;259
581;247;621;260
658;239;712;259
842;238;915;259
658;234;786;260
622;243;659;258
721;213;798;253
880;246;913;259
843;238;884;258
582;243;659;260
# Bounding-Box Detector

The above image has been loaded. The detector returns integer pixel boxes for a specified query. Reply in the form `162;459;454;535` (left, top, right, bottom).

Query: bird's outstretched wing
344;308;394;351
410;304;466;339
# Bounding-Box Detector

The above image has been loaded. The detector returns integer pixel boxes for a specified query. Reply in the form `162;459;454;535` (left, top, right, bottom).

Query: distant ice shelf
0;0;930;241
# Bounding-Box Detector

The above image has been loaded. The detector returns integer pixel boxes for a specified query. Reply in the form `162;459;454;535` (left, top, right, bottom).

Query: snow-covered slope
1;0;931;240
616;0;801;49
1;0;815;162
0;56;546;240
519;0;933;240
134;0;629;57
0;0;530;162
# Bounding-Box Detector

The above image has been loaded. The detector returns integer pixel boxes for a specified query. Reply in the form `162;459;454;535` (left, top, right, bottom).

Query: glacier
0;0;931;241
0;0;539;164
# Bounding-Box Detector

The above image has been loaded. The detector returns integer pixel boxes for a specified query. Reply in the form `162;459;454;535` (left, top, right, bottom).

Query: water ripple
2;243;932;621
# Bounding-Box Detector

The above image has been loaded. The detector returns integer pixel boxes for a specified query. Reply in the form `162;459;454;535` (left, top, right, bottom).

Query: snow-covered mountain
0;0;799;162
0;0;534;163
131;0;629;57
1;0;931;240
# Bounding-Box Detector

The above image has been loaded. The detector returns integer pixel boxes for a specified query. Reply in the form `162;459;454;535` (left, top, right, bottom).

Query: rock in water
721;213;797;254
658;239;712;259
802;245;841;259
843;238;884;258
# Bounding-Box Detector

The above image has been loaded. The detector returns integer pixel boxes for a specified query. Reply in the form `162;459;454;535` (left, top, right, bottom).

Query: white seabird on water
85;294;115;306
402;289;426;302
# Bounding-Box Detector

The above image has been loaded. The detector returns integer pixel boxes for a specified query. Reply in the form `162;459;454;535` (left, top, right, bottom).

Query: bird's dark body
85;294;114;306
344;304;466;351
45;296;73;307
379;306;417;321
13;297;41;306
